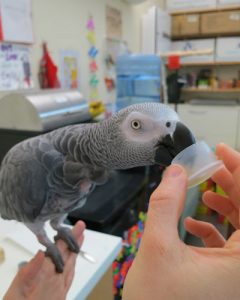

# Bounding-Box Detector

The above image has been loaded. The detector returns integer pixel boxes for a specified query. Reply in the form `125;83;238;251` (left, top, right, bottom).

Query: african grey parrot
0;102;195;272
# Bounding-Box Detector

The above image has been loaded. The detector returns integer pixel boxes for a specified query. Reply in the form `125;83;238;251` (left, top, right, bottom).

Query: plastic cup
171;141;223;189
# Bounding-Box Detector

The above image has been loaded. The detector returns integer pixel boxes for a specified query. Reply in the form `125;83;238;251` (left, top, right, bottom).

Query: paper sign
86;15;99;100
106;5;122;39
60;50;80;89
86;31;96;45
87;17;95;31
104;77;115;91
89;60;98;72
90;88;99;100
0;0;34;44
230;13;240;21
88;46;98;58
89;74;99;87
0;43;33;90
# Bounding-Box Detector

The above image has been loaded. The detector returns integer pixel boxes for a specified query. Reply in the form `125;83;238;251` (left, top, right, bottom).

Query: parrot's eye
166;121;171;128
131;120;141;130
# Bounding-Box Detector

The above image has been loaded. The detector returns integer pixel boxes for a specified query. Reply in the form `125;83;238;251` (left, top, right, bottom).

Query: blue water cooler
116;54;161;111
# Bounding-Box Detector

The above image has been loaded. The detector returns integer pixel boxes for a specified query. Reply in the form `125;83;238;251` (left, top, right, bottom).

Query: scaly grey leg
50;214;79;253
25;221;64;273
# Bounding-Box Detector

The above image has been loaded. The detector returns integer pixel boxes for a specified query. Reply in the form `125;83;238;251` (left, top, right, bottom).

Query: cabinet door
177;105;239;149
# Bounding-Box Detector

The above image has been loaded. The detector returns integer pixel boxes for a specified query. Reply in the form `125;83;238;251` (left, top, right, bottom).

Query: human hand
3;221;85;300
185;143;240;246
122;162;240;300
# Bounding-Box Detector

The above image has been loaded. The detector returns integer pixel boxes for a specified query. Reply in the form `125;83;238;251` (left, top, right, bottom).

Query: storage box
172;15;182;36
217;0;240;7
216;37;240;61
167;0;217;12
172;14;200;37
171;39;215;62
201;10;240;34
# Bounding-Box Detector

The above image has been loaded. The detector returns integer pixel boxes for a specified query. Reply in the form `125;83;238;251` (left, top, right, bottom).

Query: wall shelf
182;87;240;93
177;61;240;67
172;32;240;40
170;5;240;16
171;5;240;40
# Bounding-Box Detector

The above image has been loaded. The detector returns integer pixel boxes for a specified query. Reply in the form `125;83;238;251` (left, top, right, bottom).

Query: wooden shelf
170;5;240;16
179;61;240;67
182;88;240;93
161;49;213;58
172;32;240;40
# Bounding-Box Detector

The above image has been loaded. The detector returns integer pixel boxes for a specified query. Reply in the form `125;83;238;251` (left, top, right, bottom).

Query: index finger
56;221;86;262
43;221;85;274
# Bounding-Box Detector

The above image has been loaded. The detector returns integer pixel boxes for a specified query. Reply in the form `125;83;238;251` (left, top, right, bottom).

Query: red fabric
39;43;60;88
168;55;180;70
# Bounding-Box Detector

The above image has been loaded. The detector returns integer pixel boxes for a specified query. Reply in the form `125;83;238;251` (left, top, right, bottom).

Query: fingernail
165;165;184;177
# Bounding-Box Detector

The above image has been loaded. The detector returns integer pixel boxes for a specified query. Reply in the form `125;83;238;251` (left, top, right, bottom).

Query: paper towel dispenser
0;89;96;132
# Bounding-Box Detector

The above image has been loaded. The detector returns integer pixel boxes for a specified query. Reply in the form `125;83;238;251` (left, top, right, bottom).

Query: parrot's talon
45;244;64;273
54;227;79;253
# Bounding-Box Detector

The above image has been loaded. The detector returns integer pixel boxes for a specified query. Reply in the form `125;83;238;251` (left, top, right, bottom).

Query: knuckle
150;187;174;204
205;224;217;238
208;223;216;231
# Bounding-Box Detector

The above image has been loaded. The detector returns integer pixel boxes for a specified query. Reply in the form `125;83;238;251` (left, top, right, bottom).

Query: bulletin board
0;0;34;44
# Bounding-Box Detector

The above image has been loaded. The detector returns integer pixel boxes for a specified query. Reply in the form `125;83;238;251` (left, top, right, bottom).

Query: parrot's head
104;102;195;169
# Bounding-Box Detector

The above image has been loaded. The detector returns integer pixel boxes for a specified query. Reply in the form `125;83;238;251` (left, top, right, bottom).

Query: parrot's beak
154;122;196;166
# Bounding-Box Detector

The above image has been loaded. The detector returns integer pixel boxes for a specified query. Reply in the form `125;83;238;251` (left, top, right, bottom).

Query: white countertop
0;218;122;300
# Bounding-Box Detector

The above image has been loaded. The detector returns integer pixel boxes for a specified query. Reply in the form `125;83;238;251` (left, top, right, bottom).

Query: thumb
143;164;187;249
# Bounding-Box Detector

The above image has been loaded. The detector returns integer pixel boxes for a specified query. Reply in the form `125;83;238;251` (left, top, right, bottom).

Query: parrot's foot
45;244;64;273
54;227;79;253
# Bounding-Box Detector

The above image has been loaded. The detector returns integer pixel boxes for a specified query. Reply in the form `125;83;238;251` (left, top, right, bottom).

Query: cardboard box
216;37;240;61
167;0;217;12
172;14;200;37
201;10;240;34
218;0;240;7
172;15;182;36
171;39;215;62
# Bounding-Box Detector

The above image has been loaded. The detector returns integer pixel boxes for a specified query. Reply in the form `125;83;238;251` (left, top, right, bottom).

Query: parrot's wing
0;138;64;222
0;136;97;222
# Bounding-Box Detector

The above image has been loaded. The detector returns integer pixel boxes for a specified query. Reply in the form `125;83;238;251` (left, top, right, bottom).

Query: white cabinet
142;6;171;54
177;104;239;149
